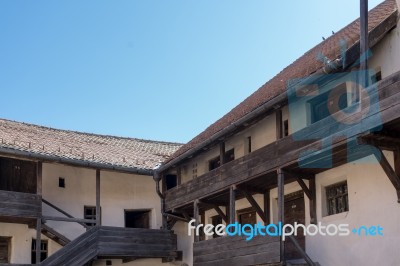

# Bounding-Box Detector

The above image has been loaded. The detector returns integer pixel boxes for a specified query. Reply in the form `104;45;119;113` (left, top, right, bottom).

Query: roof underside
166;0;398;165
0;118;182;174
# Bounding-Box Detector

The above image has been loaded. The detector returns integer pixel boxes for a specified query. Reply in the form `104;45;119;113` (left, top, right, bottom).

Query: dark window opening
58;177;65;188
0;158;37;193
125;210;151;228
283;120;289;137
209;149;235;171
84;206;99;226
237;207;257;228
372;71;382;84
246;137;252;154
165;174;177;190
31;239;47;263
106;260;112;265
309;83;351;124
326;181;348;216
0;237;11;263
211;215;223;238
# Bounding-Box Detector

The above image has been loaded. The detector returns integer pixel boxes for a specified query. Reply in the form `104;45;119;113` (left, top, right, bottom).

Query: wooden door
284;191;305;260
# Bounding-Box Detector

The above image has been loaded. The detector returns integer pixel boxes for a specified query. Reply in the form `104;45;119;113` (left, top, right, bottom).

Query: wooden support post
240;189;267;223
229;185;236;224
264;190;270;225
193;200;199;242
200;210;205;241
277;169;285;262
309;176;317;224
36;161;42;265
276;109;283;139
220;142;226;165
96;169;101;226
177;166;182;186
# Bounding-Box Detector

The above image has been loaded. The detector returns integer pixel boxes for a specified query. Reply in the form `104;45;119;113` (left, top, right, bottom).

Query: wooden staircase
40;226;180;266
41;226;98;266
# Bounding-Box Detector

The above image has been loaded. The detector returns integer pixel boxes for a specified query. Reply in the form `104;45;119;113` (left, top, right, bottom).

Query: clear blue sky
0;0;382;143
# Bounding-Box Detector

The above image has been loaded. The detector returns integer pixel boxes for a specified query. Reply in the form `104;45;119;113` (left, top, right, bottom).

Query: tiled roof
166;0;398;164
0;118;182;174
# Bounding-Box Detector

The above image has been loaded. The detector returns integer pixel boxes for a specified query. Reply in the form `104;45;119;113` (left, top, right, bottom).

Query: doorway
284;191;305;260
124;210;151;229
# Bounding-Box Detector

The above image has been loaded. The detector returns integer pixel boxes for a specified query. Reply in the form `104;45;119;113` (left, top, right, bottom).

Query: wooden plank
373;148;400;202
193;235;280;266
96;169;101;226
284;171;312;199
0;190;41;218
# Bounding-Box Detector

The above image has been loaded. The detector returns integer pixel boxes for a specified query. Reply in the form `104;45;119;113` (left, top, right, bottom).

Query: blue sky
0;0;382;143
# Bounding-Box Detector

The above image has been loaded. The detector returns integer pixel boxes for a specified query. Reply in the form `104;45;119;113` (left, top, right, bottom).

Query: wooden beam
263;190;270;225
239;188;267;223
220;142;226;165
276;109;283;139
177;166;182;186
283;170;312;199
213;206;228;224
96;169;101;226
36;162;42;196
200;209;205;241
193;199;199;242
277;169;285;262
374;149;400;202
42;198;90;229
309;176;317;224
229;185;236;224
358;135;400;151
42;215;97;224
36;161;42;265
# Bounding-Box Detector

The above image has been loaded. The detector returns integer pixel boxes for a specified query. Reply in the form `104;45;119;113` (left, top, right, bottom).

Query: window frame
325;181;349;216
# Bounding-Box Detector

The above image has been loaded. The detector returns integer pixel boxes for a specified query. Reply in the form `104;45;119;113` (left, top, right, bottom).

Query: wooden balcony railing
164;71;400;211
0;190;41;220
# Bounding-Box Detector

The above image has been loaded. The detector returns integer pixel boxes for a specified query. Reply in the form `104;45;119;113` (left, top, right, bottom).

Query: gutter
154;172;189;228
0;146;153;176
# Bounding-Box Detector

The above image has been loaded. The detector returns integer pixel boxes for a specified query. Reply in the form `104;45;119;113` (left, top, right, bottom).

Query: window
209;149;235;171
58;177;65;188
0;237;11;263
31;239;48;263
165;174;177;190
84;206;99;226
308;83;351;124
326;181;348;215
125;210;151;228
237;207;257;226
371;71;382;84
245;137;252;154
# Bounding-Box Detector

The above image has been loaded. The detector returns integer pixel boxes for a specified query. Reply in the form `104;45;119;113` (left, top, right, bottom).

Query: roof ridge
0;118;182;145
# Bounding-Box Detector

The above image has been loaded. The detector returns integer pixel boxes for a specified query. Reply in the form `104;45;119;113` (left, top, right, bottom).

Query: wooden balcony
164;71;400;211
0;190;41;224
193;235;280;266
